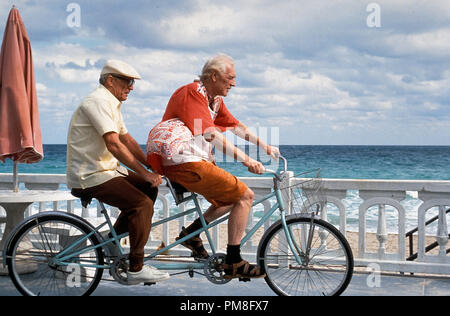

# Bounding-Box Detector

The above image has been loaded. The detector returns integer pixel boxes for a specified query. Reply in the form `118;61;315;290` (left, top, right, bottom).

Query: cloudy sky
1;0;450;145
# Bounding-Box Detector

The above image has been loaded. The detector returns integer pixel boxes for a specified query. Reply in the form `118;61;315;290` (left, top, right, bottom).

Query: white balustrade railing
0;173;449;275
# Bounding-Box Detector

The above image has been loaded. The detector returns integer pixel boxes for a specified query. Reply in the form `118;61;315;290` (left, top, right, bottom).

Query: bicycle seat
71;189;93;208
164;177;190;205
80;197;93;208
171;181;189;195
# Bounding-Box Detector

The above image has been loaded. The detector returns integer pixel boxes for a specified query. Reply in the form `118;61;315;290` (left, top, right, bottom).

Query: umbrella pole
13;160;19;192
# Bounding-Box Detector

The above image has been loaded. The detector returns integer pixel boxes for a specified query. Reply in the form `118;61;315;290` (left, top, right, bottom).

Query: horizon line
40;143;450;147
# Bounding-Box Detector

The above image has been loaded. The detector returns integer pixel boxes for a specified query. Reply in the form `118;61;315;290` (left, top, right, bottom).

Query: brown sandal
223;260;266;279
176;227;209;260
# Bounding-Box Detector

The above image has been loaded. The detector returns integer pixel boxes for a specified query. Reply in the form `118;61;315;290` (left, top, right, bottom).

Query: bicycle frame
52;157;306;271
148;187;288;271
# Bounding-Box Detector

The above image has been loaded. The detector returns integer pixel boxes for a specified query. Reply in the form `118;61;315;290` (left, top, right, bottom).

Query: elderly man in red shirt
147;54;279;280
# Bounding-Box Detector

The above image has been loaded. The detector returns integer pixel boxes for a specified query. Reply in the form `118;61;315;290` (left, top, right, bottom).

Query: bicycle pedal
238;277;251;282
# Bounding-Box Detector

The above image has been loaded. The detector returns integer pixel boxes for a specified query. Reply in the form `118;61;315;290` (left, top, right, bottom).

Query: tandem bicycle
3;156;354;296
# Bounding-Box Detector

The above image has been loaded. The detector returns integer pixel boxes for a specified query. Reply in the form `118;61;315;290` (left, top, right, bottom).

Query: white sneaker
127;265;170;285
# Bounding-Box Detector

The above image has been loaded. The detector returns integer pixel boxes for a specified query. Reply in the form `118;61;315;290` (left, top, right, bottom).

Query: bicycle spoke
7;215;104;296
260;217;353;296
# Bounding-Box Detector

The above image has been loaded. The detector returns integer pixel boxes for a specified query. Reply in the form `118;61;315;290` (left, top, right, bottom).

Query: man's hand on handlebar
265;145;280;161
242;157;265;175
144;172;163;188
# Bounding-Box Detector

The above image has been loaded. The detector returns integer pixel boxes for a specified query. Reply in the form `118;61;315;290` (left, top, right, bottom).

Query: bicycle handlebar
162;155;288;186
279;155;288;172
262;155;287;181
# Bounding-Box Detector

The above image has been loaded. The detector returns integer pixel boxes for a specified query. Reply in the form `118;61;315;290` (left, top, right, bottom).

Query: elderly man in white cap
67;60;169;284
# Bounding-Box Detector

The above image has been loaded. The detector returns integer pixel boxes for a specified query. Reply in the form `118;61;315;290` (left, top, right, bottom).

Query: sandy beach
142;220;440;258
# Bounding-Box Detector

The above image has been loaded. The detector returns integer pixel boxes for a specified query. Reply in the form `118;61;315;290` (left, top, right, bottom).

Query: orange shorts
163;161;248;207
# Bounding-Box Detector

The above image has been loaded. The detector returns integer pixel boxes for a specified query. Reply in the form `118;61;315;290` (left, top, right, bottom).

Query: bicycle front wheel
5;213;104;296
258;216;353;296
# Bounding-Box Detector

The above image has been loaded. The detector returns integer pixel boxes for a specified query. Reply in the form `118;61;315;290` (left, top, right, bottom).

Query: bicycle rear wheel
5;213;104;296
258;216;353;296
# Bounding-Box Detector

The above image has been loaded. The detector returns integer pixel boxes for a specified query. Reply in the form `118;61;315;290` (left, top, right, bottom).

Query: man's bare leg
225;189;254;245
181;188;265;277
179;189;256;264
202;188;254;245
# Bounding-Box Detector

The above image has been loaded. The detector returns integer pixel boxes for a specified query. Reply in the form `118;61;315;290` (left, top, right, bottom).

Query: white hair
200;54;234;82
99;73;110;85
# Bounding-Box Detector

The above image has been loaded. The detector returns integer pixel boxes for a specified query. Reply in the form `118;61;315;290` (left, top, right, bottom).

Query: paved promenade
0;270;449;296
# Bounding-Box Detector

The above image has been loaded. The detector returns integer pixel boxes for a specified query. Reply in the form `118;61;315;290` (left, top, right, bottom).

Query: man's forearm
206;130;265;174
206;130;249;163
104;132;150;177
120;133;148;167
109;141;149;175
232;122;268;151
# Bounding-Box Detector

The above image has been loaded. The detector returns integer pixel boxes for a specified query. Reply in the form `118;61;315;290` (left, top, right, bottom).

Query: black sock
185;218;208;237
226;244;243;264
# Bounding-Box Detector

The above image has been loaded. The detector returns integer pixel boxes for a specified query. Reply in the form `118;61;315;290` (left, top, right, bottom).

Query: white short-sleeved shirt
67;85;129;189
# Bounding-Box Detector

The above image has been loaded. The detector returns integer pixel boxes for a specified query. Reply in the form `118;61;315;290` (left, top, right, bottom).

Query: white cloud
2;0;450;144
36;82;48;94
53;68;100;83
384;28;450;58
159;2;241;47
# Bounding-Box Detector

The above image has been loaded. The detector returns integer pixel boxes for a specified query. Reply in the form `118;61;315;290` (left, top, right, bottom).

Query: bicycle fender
2;211;101;267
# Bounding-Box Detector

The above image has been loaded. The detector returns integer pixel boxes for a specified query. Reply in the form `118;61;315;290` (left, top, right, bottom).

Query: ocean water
1;145;450;233
2;145;450;180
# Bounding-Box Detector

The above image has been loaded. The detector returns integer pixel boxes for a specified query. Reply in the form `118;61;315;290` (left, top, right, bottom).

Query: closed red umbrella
0;6;43;191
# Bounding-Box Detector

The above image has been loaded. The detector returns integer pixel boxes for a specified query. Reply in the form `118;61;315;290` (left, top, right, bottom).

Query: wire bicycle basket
279;168;326;215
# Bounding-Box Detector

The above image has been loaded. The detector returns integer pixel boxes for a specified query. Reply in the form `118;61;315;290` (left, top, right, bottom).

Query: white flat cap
101;59;141;79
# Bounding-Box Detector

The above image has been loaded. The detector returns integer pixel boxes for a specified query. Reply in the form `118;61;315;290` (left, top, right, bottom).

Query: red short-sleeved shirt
147;81;240;173
162;81;239;135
